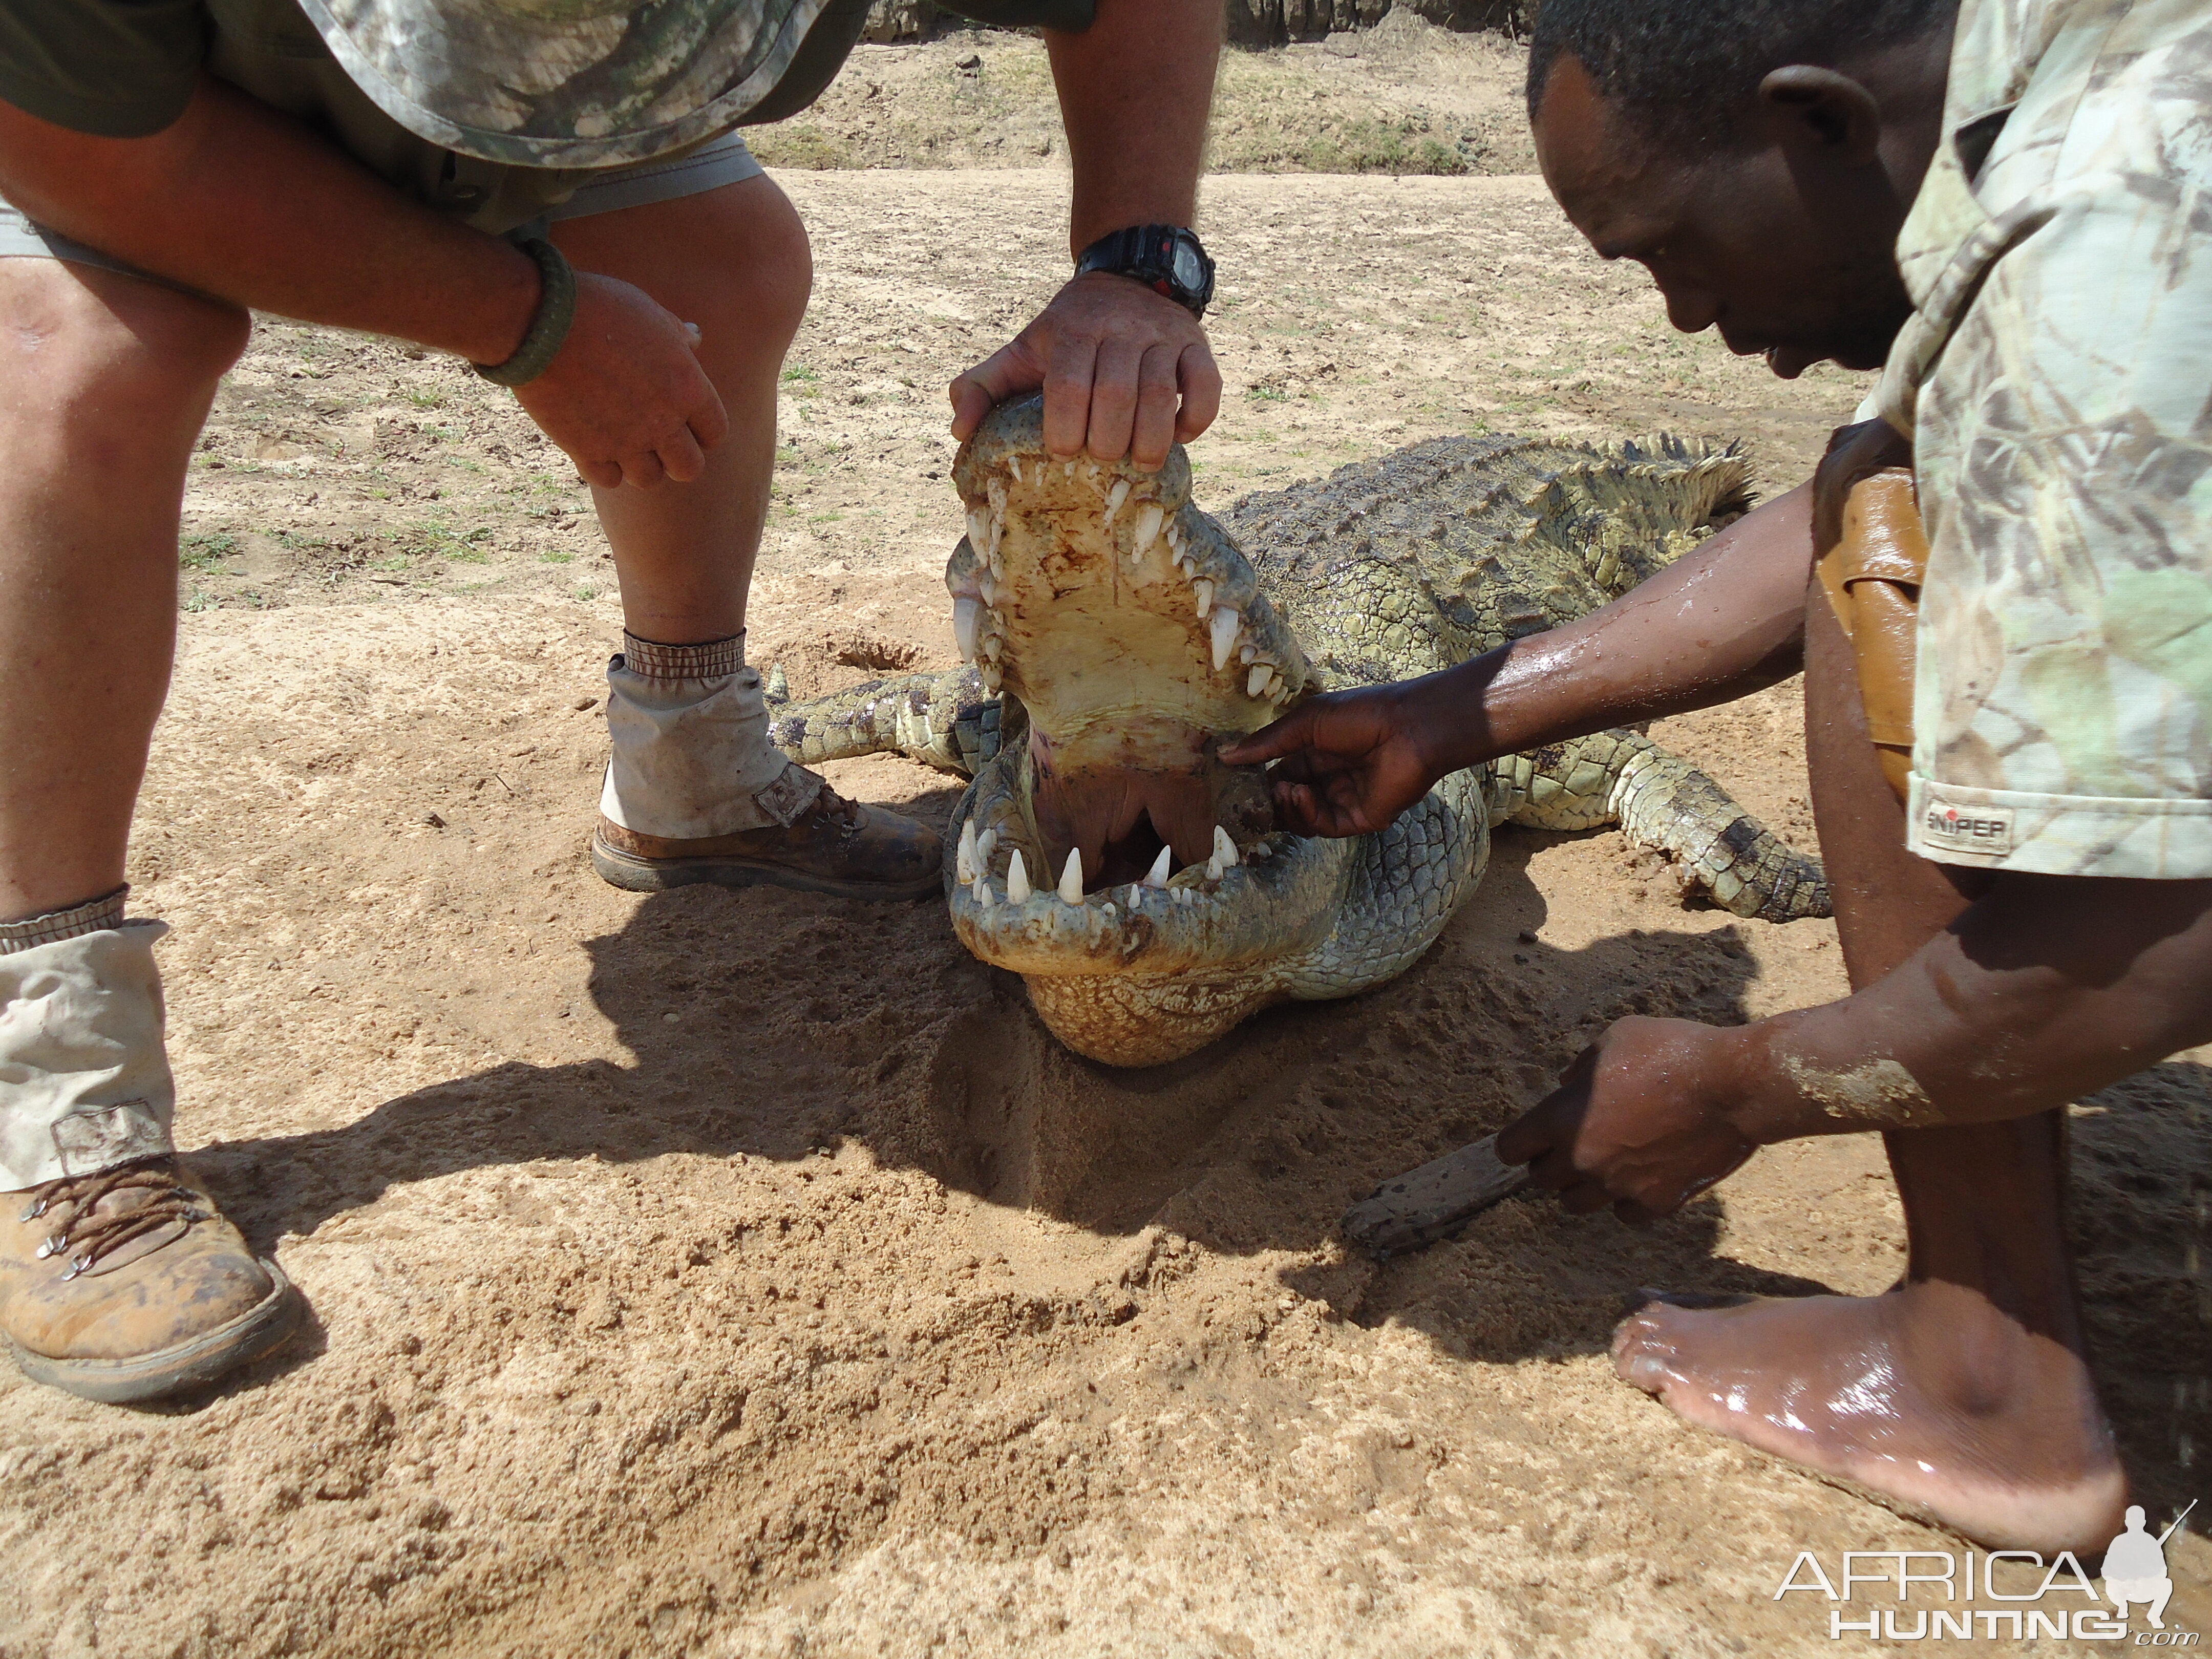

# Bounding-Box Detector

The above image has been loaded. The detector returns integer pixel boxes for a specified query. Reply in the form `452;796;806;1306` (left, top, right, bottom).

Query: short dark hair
1527;0;1955;147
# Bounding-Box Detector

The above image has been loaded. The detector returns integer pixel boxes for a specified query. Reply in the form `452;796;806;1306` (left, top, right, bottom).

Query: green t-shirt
0;0;212;139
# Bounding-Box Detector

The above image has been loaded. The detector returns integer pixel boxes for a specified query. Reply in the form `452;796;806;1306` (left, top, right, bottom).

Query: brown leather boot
0;1158;301;1403
592;781;943;901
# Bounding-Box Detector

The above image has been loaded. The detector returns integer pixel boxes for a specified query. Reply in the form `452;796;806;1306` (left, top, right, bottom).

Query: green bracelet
473;238;577;388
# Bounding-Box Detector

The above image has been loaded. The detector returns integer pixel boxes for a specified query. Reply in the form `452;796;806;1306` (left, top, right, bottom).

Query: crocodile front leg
763;665;1001;776
1491;730;1831;923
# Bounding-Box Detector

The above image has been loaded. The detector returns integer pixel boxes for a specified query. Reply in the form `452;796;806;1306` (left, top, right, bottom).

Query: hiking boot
592;779;943;901
0;1157;301;1403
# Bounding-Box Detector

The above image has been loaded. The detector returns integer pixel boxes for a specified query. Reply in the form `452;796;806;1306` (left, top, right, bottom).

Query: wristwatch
1075;224;1216;317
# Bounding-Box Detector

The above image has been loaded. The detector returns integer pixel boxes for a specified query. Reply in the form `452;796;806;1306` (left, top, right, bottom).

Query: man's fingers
1558;1181;1613;1217
1497;1068;1584;1167
949;361;1009;440
1042;330;1101;457
1130;344;1182;471
688;386;731;453
1173;339;1224;441
1085;336;1143;463
619;449;668;491
575;456;623;490
1220;711;1309;765
658;424;708;485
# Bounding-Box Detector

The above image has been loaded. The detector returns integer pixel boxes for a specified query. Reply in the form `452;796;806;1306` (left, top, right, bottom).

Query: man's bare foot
1612;1280;2126;1552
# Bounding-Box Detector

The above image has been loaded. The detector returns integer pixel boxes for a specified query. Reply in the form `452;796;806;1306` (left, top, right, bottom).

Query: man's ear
1757;66;1884;164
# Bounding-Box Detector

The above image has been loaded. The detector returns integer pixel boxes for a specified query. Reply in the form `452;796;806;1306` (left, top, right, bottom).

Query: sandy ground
747;16;1540;176
0;112;2206;1659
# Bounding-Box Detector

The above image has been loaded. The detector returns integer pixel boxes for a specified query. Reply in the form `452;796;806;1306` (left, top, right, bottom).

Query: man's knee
729;180;812;347
0;261;250;438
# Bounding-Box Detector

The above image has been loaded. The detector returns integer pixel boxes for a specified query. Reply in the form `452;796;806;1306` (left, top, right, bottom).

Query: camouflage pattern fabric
1875;0;2212;878
292;0;1091;169
296;0;841;167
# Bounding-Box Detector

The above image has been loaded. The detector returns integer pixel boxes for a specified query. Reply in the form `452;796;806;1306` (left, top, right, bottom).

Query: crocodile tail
764;665;1001;777
1601;731;1830;921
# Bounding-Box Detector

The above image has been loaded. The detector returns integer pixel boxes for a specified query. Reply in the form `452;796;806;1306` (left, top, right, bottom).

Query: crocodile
767;397;1828;1067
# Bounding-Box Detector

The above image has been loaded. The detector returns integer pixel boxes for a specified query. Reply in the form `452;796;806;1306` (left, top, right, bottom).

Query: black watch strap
1075;224;1216;317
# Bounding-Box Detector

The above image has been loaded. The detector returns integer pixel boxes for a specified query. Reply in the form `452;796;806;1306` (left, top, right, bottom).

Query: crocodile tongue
949;396;1309;892
1027;728;1277;888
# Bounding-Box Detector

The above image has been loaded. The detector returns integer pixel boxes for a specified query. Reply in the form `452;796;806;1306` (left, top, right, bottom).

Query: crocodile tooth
1102;478;1131;527
1058;847;1083;903
1248;664;1274;698
1134;502;1164;554
1213;825;1240;869
1006;850;1032;904
1064;460;1076;478
1102;902;1115;918
972;875;993;911
1193;578;1214;620
953;596;983;662
981;662;1001;692
1007;458;1024;485
1239;644;1257;666
1210;607;1241;671
977;827;997;863
1141;845;1174;888
956;818;979;883
982;634;1001;662
966;508;990;550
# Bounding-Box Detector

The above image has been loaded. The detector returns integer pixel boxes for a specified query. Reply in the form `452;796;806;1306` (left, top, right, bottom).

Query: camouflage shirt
1876;0;2212;878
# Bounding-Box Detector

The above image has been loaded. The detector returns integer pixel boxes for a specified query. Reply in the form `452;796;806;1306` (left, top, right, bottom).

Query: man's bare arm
0;80;724;487
1498;875;2212;1219
949;0;1223;466
1047;0;1217;252
1223;482;1815;835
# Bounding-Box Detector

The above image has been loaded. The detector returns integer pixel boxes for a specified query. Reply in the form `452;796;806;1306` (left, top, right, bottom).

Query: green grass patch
179;531;238;571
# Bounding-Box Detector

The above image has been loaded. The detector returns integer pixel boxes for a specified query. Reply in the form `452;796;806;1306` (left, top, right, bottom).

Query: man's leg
1610;581;2126;1552
551;176;940;901
0;256;301;1401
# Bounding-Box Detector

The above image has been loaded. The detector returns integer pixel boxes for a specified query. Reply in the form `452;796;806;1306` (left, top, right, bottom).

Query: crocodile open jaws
765;397;1830;1068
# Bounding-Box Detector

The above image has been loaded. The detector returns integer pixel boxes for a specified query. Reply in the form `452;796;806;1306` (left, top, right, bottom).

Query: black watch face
1171;240;1206;294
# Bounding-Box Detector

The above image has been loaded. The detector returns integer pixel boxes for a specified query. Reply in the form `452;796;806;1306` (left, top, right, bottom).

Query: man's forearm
0;78;537;363
1720;873;2212;1139
1046;0;1220;252
1405;480;1814;777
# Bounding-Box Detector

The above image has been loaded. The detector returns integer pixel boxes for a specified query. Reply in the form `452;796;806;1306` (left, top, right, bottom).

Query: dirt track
0;155;2205;1659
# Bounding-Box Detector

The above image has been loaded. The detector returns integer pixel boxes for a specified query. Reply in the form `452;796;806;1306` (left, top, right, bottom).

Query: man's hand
950;272;1220;469
514;273;728;490
1496;1017;1760;1223
1219;683;1443;837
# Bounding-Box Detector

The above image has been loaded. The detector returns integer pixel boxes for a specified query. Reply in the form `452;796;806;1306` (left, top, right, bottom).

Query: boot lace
18;1159;207;1282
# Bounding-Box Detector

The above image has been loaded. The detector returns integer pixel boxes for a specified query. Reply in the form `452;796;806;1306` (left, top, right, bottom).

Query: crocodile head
942;398;1356;1067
